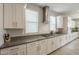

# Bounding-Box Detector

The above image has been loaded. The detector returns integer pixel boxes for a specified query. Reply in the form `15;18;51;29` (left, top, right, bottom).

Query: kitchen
0;3;79;55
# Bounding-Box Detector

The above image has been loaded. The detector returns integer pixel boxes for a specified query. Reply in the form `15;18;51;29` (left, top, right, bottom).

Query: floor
50;38;79;55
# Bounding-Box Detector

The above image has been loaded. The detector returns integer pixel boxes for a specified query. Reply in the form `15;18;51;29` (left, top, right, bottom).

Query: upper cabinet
4;4;25;29
57;16;63;28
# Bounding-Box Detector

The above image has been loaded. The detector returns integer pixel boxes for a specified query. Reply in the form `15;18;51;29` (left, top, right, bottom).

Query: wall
0;4;5;46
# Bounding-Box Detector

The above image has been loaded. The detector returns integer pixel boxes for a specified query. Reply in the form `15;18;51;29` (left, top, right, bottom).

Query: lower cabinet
55;36;62;49
47;38;55;54
72;32;79;40
67;34;71;42
0;32;78;55
39;39;48;55
60;35;67;46
26;41;40;55
0;44;26;55
67;32;79;43
26;39;48;55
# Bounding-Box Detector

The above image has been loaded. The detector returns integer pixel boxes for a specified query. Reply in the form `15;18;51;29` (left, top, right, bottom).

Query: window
57;16;63;28
49;16;56;32
25;9;38;33
71;20;76;28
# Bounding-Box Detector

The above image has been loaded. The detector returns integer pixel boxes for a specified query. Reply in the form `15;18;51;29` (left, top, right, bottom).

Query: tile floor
50;39;79;55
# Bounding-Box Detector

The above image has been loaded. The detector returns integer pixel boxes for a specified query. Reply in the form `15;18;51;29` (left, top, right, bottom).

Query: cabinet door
4;4;24;29
75;32;78;39
60;35;67;46
67;34;71;42
54;37;61;49
47;38;55;54
17;44;26;55
15;4;24;29
0;44;26;55
4;4;14;28
39;39;48;55
26;42;40;55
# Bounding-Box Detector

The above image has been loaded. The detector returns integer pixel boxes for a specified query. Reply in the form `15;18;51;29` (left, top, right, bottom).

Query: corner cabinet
4;4;25;29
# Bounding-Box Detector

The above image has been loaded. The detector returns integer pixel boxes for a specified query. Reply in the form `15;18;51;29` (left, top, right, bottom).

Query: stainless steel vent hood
43;6;49;24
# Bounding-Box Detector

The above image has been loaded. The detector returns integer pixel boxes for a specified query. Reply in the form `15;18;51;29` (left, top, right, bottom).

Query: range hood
43;6;49;24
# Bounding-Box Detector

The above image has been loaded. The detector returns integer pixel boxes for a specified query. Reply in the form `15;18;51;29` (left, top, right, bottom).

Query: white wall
0;4;5;46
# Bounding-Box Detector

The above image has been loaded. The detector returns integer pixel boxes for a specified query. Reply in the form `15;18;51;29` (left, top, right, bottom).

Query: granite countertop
0;33;67;49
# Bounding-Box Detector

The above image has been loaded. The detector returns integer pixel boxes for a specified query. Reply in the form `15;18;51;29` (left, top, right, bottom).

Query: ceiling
34;3;79;14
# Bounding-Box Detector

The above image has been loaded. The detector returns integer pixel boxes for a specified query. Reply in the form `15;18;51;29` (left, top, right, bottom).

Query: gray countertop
0;33;67;49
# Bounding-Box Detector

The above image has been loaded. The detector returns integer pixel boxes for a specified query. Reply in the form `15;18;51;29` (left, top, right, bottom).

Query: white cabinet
0;33;78;55
67;34;71;42
66;32;78;43
55;35;67;47
71;32;79;40
39;39;48;55
26;39;48;55
27;41;40;55
4;4;24;29
15;4;25;29
47;38;55;54
54;36;61;49
61;35;67;46
0;44;26;55
26;42;40;55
